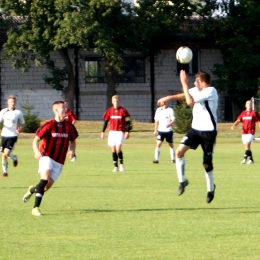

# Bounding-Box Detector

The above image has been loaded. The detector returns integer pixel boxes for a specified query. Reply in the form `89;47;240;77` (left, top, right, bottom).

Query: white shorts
108;131;124;147
38;156;63;181
242;134;254;144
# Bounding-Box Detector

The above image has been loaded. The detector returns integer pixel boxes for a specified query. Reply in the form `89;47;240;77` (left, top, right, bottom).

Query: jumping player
157;70;218;203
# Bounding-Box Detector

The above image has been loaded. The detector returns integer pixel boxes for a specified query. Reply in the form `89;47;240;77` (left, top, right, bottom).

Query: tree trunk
58;49;75;110
104;64;118;109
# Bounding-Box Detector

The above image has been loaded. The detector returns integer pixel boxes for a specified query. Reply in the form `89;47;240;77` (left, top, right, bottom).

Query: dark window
118;57;145;83
85;57;145;83
85;57;105;83
176;50;199;75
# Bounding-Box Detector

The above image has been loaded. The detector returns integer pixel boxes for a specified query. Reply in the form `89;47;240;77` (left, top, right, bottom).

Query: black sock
248;150;253;161
33;179;48;208
118;151;123;165
112;152;118;167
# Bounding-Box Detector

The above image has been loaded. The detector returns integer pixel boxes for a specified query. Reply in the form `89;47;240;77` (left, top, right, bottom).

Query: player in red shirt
231;100;260;164
63;99;77;125
63;99;77;161
101;95;131;172
22;101;78;216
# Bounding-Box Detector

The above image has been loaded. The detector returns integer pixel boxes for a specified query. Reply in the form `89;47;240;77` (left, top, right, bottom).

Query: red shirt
36;119;78;164
237;110;260;134
102;106;130;132
64;108;77;124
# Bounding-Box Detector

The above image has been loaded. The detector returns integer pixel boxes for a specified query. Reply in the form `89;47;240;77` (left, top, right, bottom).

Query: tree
198;0;260;115
0;0;203;111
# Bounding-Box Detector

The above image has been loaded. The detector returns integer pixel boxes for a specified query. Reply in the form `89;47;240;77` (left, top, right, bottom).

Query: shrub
173;101;192;134
21;102;41;133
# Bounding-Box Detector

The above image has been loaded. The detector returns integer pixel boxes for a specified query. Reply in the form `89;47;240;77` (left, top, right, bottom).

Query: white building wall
0;47;224;122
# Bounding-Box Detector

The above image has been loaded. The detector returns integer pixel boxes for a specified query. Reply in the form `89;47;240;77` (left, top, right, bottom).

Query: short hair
8;95;16;101
52;101;64;108
195;71;211;85
111;95;119;100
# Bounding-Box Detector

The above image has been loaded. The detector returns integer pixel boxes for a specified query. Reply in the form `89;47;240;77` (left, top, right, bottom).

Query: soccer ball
176;46;193;64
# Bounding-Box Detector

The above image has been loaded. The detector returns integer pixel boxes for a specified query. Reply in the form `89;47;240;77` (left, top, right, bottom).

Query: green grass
1;122;260;259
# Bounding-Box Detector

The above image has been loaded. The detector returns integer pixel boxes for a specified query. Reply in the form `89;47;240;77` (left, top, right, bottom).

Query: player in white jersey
157;70;218;203
153;101;175;163
0;95;25;177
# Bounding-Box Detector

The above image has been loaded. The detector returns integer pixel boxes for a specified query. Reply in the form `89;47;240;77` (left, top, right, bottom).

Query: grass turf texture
1;122;260;259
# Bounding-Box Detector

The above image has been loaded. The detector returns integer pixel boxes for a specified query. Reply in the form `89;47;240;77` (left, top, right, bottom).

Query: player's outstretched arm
157;93;185;106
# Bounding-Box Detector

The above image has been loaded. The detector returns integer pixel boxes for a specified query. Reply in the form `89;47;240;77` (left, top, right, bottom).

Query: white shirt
0;108;25;137
189;86;218;131
154;107;175;132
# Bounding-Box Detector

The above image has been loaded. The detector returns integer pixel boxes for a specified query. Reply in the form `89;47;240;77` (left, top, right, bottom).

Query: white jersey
0;108;25;137
154;107;175;132
189;86;218;131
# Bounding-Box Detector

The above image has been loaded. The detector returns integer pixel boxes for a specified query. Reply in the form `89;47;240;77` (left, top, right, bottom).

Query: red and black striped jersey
102;106;130;132
36;119;78;164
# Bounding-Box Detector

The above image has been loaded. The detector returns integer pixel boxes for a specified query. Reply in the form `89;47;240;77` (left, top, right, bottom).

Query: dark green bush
173;101;192;134
21;102;41;133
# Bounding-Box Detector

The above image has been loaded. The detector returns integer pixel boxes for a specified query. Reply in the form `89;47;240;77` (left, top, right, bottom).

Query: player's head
111;95;119;108
7;95;16;110
245;100;252;111
52;101;65;119
194;71;211;90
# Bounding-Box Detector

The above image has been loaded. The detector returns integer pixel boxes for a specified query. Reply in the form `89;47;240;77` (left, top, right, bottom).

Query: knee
203;156;213;172
176;149;184;158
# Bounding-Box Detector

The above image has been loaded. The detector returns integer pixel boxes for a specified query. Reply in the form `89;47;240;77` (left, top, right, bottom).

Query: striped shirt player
101;95;131;172
157;70;218;203
153;102;176;164
23;101;78;216
0;95;25;177
231;100;260;164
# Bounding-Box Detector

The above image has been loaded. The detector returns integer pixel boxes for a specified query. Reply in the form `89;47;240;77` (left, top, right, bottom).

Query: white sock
155;148;160;160
205;170;214;192
175;157;186;183
2;158;8;173
170;147;175;161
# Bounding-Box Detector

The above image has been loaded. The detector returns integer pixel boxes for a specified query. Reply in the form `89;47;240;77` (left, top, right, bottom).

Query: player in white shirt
157;70;218;203
153;101;175;163
0;95;25;177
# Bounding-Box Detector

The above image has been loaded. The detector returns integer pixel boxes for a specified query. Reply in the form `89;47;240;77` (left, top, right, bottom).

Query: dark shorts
156;131;173;143
180;128;217;155
0;136;18;152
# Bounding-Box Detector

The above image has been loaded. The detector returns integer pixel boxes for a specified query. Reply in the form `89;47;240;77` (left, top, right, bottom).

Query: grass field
1;122;260;259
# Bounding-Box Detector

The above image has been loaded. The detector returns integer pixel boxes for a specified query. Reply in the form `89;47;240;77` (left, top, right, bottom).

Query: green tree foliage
0;0;203;109
198;0;260;110
173;101;192;134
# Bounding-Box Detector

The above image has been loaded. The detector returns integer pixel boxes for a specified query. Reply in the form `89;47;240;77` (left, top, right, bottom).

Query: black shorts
156;131;173;143
180;128;217;155
0;136;18;152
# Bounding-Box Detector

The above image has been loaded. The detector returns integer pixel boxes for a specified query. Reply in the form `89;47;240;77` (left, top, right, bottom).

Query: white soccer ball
176;46;193;64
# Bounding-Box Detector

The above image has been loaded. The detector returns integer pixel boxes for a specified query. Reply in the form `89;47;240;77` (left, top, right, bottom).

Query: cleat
206;184;216;203
31;207;41;216
172;159;176;163
247;160;254;164
2;173;8;177
153;160;159;164
178;179;189;196
71;156;76;162
119;164;124;172
241;159;246;164
23;186;34;202
112;167;118;172
13;155;18;167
